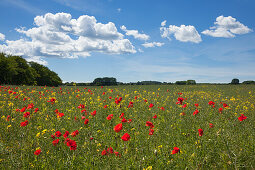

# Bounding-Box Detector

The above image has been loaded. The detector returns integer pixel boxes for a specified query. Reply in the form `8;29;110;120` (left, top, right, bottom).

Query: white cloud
160;22;202;43
120;25;150;41
142;42;164;48
202;15;252;38
0;12;136;65
117;8;121;12
161;20;166;27
0;33;5;41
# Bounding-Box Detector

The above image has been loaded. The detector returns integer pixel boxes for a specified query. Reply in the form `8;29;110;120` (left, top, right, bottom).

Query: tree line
0;53;62;86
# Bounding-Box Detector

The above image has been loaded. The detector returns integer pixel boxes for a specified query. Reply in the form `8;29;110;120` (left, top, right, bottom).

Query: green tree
186;80;196;85
231;78;239;84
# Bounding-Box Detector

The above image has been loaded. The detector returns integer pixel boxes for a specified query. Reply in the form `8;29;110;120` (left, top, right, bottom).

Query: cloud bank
0;12;136;65
120;25;150;41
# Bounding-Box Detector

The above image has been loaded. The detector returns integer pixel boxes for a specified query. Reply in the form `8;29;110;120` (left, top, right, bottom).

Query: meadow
0;84;254;169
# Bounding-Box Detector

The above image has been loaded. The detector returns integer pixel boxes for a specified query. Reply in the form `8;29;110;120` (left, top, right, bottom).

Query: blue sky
0;0;255;83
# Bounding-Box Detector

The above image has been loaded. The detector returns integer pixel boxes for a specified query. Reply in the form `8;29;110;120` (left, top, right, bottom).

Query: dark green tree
231;78;239;84
186;80;196;85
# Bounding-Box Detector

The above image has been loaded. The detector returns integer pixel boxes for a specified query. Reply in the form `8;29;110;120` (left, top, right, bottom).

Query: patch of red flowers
20;120;28;127
171;147;180;154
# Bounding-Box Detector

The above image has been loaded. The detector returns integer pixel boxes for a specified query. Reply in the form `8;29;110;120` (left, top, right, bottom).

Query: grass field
0;84;254;169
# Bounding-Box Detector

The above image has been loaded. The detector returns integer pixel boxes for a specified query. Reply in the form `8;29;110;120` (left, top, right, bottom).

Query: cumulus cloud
0;12;136;65
120;25;150;41
0;33;5;41
202;15;252;38
142;42;164;48
160;21;202;43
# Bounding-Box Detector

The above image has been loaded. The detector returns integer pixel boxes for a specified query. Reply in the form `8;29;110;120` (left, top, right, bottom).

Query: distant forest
1;53;254;86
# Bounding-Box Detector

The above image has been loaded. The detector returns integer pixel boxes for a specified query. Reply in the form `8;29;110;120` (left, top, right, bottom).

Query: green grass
0;85;254;169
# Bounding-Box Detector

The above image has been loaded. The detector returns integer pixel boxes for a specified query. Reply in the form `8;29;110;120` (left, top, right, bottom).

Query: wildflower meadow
0;85;254;169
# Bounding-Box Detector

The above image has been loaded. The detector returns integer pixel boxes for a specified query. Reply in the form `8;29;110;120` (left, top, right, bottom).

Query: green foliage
0;53;62;86
186;80;196;85
175;81;187;85
93;77;117;86
242;80;255;84
231;78;240;84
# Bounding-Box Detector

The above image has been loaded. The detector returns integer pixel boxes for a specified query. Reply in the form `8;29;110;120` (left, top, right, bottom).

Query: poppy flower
208;101;215;106
84;119;89;124
106;114;113;120
104;105;108;108
114;123;123;133
194;103;199;107
121;118;127;122
107;147;114;154
128;119;132;123
223;103;229;108
6;115;11;121
146;121;154;128
55;131;62;137
27;103;34;109
238;114;247;121
198;129;203;136
20;107;26;112
34;108;39;113
149;129;154;135
209;123;214;128
171;147;180;154
101;150;107;156
71;130;79;137
114;151;121;157
81;116;86;119
90;137;94;140
153;115;157;119
119;113;124;118
177;97;184;105
20;120;28;127
52;139;59;146
51;134;55;139
193;109;199;116
144;99;148;102
34;149;41;155
91;110;96;116
182;104;187;108
121;133;130;141
63;131;69;138
219;108;223;113
149;103;154;108
67;140;77;150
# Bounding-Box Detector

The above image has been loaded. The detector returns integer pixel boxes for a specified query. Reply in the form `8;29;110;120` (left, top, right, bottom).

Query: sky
0;0;255;83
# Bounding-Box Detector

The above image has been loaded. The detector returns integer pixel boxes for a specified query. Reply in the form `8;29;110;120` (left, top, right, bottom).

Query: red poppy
149;103;154;108
121;133;130;141
219;108;223;113
20;120;28;127
114;123;123;132
208;101;215;106
6;115;11;121
52;139;59;146
71;130;79;137
51;134;55;139
107;147;114;154
119;113;124;118
171;147;180;154
34;149;41;155
153;114;157;119
57;112;64;117
34;108;39;113
27;103;34;109
128;119;132;123
91;110;96;116
104;105;108;108
90;137;94;140
182;104;187;108
149;129;154;135
194;103;199;107
223;103;229;108
193;109;199;116
106;114;113;120
177;97;184;105
84;119;89;124
198;129;203;136
20;107;26;112
78;104;85;109
114;151;121;157
121;118;127;122
81;116;86;119
101;150;107;156
146;121;154;128
209;123;214;128
238;114;247;121
23;112;30;118
66;139;77;150
144;99;148;102
63;131;69;138
55;131;62;137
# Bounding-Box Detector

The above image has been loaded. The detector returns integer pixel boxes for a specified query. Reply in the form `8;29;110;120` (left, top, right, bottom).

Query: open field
0;85;254;169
